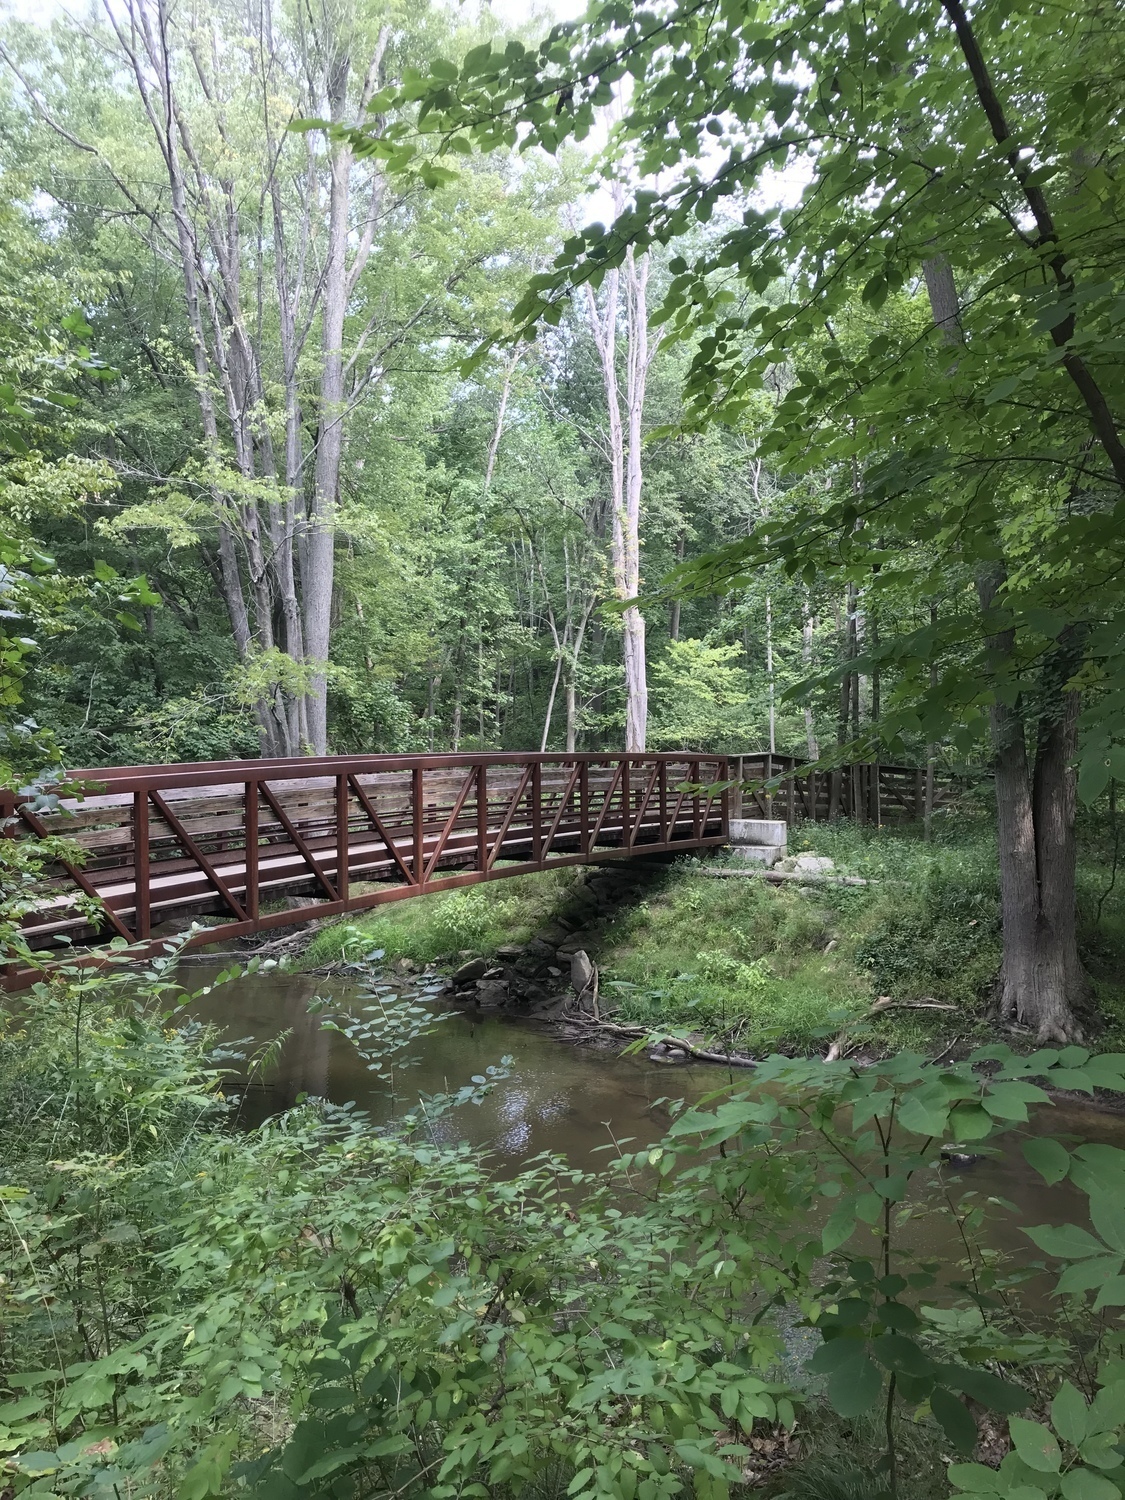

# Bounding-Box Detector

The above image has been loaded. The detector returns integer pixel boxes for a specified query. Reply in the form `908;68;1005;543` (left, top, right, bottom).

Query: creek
184;961;1125;1272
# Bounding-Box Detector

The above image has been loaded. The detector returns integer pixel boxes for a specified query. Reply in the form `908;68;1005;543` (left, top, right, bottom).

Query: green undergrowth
300;865;586;969
298;807;1125;1053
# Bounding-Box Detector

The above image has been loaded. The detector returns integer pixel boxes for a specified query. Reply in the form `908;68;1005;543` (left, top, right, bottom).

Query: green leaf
944;1367;1030;1414
870;1333;934;1376
807;1337;866;1375
1023;1137;1071;1185
932;1387;978;1454
1009;1416;1063;1473
1060;1470;1123;1500
1052;1382;1089;1447
1079;757;1112;805
947;1462;1005;1493
985;374;1022;404
949;1103;994;1140
897;1093;949;1137
828;1355;882;1417
822;1207;857;1252
1090;1193;1125;1253
1026;1224;1108;1259
1056;1257;1124;1295
1089;1379;1125;1434
1092;1276;1125;1310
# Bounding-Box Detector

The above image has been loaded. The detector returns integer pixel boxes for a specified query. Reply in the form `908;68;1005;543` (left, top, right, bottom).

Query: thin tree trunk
802;592;819;760
669;532;685;640
766;592;776;756
924;603;938;842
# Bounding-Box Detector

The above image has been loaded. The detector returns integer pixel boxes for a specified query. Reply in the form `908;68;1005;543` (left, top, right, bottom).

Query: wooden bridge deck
2;750;955;988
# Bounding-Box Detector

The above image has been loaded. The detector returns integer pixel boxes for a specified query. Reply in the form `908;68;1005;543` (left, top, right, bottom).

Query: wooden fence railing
729;754;957;826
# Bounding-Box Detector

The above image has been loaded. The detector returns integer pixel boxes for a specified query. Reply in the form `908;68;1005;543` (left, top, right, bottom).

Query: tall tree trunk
924;250;1085;1039
980;573;1085;1041
304;57;350;755
765;592;776;755
669;532;684;640
802;592;820;760
924;603;938;842
584;229;654;752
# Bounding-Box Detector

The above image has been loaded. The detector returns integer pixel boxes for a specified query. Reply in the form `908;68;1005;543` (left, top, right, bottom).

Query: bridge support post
477;765;488;871
336;774;349;909
245;780;259;920
580;761;590;855
133;791;150;939
531;762;542;862
412;767;424;883
621;758;631;848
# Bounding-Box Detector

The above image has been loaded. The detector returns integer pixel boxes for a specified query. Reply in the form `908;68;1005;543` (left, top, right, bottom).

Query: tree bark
923;250;1086;1039
583;205;654;752
802;592;820;760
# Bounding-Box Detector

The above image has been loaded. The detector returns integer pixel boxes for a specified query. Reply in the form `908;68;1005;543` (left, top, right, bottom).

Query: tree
2;0;544;755
578;176;656;752
368;0;1125;1040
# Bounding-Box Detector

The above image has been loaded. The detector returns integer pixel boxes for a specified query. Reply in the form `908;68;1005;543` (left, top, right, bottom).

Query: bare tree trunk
669;532;684;640
584;228;654;752
765;592;776;755
304;56;350;754
802;592;819;760
924;603;938;842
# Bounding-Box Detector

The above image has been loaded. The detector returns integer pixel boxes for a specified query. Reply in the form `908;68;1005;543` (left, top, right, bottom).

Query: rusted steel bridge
2;750;953;988
2;752;728;983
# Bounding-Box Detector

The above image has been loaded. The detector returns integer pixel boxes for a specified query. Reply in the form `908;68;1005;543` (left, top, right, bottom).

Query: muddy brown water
183;963;1125;1275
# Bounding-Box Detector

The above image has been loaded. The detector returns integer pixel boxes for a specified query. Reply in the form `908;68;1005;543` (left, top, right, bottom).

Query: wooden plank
258;782;338;901
149;791;248;921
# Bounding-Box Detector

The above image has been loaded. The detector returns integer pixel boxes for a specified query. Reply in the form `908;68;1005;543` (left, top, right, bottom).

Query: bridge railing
2;752;730;969
728;753;958;826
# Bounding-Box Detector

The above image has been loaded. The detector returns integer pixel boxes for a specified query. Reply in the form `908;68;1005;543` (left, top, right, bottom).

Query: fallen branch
931;1035;962;1064
869;996;957;1013
565;1017;757;1068
697;866;873;888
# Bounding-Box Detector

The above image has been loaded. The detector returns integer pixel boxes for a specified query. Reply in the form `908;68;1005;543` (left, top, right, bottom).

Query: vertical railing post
133;789;150;940
620;757;631;847
787;769;796;827
412;766;424;884
720;757;730;840
579;760;590;855
659;760;668;843
245;780;259;921
477;763;488;871
531;760;542;863
872;762;882;827
336;773;349;908
692;759;702;841
914;767;924;822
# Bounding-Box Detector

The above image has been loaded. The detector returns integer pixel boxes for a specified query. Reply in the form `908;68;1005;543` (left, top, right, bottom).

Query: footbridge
2;750;953;987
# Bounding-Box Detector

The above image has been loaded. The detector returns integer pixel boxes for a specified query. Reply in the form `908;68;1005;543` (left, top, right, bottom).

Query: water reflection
182;961;1125;1258
183;963;710;1171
